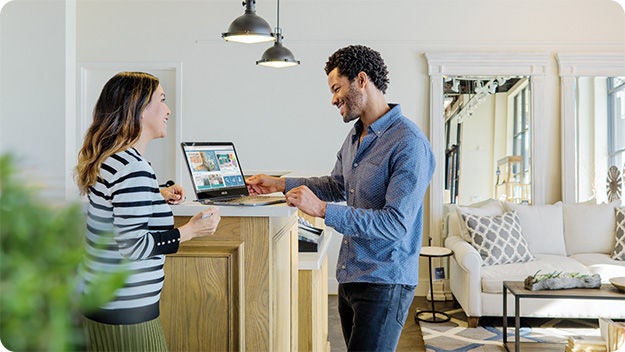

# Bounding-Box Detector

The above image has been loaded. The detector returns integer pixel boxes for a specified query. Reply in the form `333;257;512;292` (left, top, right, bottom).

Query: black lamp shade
256;39;300;68
222;4;275;44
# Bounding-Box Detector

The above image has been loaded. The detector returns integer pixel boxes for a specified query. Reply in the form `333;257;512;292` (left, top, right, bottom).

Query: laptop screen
181;142;249;200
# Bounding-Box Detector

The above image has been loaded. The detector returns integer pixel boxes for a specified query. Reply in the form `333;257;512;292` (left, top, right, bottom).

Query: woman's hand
160;184;186;204
178;207;221;242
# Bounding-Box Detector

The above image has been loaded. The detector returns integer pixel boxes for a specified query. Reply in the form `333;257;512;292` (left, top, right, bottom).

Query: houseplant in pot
0;153;127;351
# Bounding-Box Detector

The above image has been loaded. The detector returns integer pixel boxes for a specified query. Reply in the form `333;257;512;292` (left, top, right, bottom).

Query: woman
75;71;220;351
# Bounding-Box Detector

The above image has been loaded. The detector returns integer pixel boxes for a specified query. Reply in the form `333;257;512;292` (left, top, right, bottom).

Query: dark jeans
338;282;416;352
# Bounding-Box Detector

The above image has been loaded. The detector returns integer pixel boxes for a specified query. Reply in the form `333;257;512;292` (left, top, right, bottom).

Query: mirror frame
556;53;625;204
425;52;550;246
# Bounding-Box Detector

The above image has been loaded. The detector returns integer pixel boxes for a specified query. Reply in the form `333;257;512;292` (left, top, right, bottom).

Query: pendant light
222;0;275;44
256;0;300;68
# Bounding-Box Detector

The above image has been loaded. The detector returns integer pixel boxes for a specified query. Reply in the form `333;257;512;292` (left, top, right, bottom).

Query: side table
415;246;454;323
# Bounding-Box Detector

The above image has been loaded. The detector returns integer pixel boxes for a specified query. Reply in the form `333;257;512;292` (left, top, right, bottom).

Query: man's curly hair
324;45;389;94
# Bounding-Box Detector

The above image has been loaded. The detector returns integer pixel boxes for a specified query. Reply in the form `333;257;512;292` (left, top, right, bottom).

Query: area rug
419;306;601;352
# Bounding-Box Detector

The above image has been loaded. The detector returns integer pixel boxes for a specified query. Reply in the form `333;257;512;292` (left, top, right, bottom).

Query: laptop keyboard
200;195;286;205
224;195;274;204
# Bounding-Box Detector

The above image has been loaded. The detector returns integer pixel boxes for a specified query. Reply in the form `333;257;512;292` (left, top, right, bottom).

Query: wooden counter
298;225;333;352
162;202;298;351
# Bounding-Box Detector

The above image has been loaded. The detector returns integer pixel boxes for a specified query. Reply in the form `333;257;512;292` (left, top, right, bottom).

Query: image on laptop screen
181;142;248;200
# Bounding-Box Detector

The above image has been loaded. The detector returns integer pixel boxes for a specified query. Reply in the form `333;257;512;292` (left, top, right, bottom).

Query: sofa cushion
453;199;505;242
462;211;535;266
570;253;625;283
504;201;566;256
563;203;616;255
613;207;625;260
481;254;592;294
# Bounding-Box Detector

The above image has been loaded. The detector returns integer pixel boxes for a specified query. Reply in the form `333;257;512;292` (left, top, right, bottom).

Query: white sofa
444;199;625;328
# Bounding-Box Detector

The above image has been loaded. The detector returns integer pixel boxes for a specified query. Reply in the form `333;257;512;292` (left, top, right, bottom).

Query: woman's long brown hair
75;72;159;194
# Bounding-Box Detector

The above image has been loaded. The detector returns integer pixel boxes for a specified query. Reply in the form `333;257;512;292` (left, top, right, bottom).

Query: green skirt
83;317;168;352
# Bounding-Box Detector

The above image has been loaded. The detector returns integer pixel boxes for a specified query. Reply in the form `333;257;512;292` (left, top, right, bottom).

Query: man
246;45;435;351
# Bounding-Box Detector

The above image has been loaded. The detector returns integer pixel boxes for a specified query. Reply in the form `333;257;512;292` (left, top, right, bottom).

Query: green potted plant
524;270;601;291
0;154;126;351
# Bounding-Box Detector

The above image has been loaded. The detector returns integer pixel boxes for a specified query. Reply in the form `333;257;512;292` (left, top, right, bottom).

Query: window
608;77;625;169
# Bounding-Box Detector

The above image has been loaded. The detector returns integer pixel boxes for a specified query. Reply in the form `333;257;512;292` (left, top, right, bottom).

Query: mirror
425;52;550;245
557;53;625;204
443;75;532;205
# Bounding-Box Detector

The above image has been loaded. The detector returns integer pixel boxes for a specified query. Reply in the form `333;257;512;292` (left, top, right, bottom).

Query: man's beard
341;85;363;123
342;112;359;123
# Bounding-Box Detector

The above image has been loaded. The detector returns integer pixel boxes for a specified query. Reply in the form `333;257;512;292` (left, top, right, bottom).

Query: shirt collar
353;103;401;139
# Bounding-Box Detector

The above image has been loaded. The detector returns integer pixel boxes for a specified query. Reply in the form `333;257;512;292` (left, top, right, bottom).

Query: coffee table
502;281;624;352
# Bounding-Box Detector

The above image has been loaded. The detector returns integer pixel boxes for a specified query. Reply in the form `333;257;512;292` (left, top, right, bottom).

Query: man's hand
245;174;286;195
285;185;327;218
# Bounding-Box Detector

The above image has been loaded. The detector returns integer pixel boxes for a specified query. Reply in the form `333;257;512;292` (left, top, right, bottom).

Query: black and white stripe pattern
81;148;180;325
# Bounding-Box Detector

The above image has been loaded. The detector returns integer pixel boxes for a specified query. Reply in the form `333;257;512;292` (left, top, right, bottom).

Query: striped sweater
81;148;180;325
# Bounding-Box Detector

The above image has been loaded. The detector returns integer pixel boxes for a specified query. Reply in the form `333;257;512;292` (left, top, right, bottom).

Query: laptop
180;142;286;206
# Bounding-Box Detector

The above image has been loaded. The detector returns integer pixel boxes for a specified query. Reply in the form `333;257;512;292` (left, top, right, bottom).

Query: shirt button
349;189;354;193
343;240;348;244
341;265;346;269
353;162;358;167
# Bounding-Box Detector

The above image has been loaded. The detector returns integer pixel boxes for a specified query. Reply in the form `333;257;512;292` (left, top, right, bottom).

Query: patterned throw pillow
613;207;625;261
462;211;535;266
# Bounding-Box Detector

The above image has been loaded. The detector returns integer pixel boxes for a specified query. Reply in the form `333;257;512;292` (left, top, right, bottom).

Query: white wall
3;0;624;200
577;77;596;201
0;0;67;200
2;0;624;295
69;0;625;203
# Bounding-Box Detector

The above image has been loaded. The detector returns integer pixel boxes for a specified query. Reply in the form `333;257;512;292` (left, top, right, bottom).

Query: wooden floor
328;295;443;352
328;295;573;352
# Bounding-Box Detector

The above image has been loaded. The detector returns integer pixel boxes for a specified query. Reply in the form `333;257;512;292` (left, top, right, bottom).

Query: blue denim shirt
285;104;435;285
